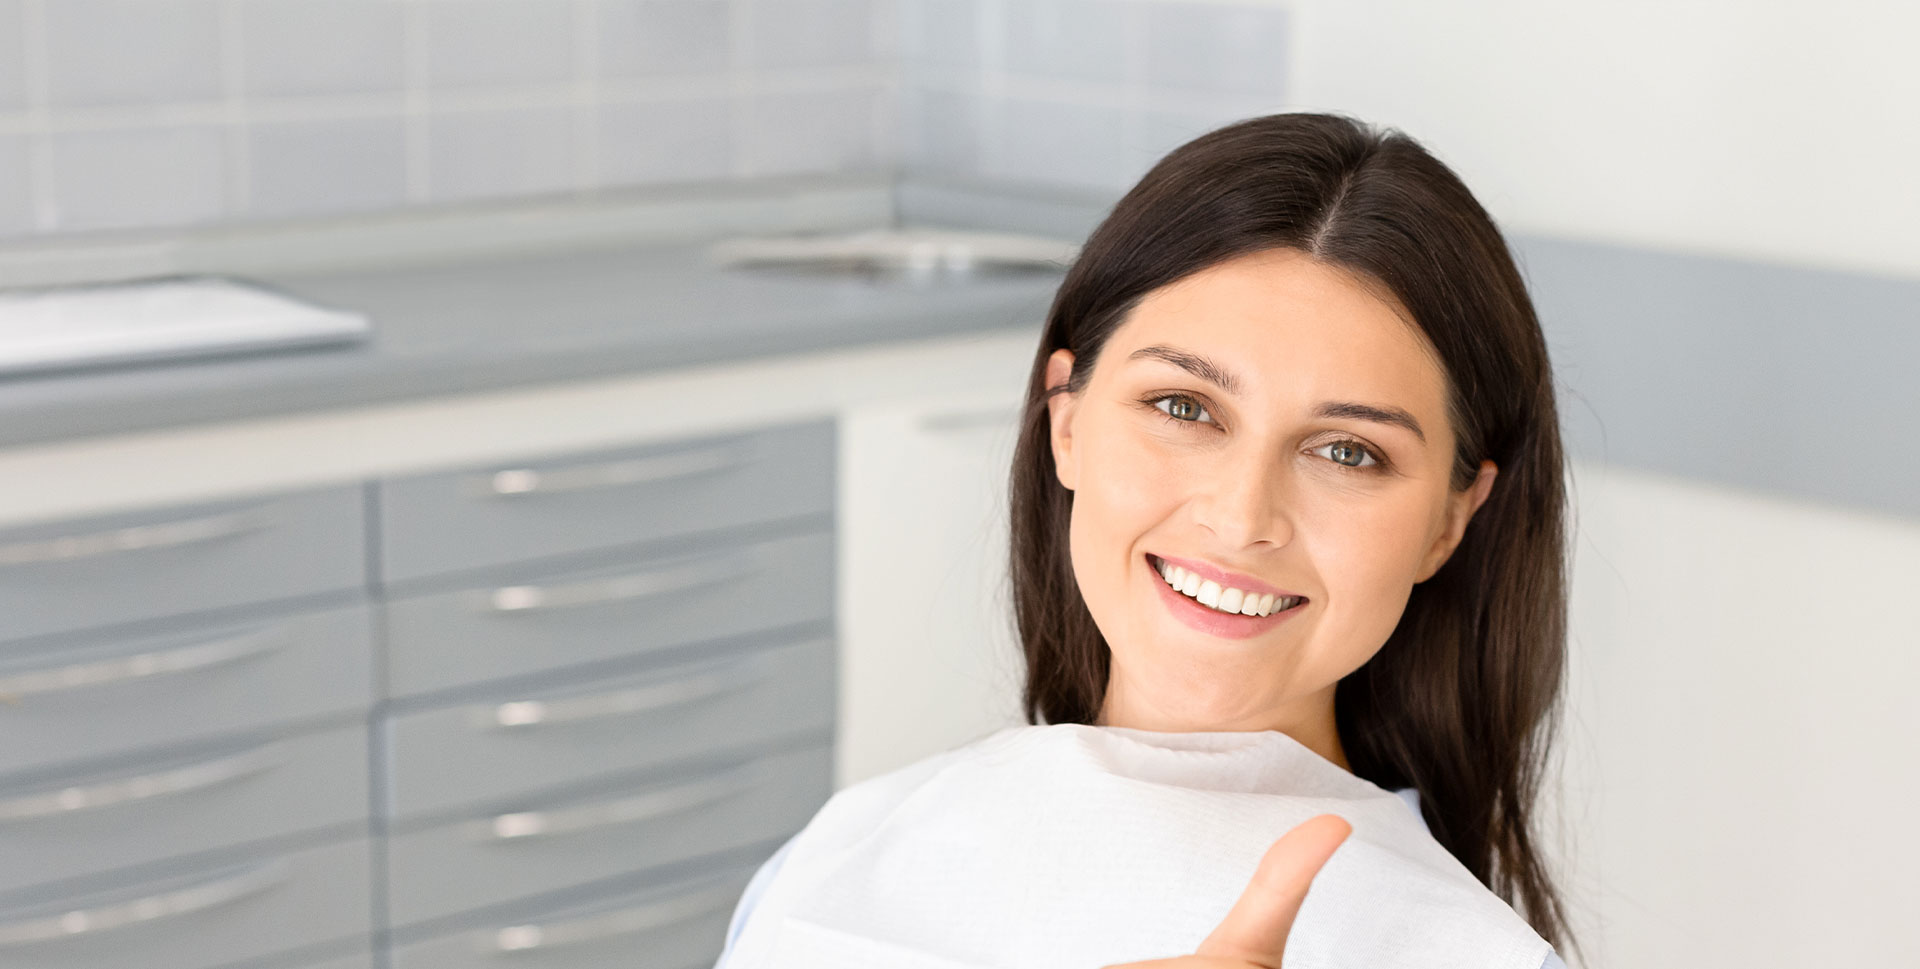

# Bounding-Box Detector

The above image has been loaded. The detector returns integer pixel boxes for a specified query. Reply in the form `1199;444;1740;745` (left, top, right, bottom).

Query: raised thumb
1193;813;1353;969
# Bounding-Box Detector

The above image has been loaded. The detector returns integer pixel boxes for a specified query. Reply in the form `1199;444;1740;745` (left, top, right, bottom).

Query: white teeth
1153;556;1300;618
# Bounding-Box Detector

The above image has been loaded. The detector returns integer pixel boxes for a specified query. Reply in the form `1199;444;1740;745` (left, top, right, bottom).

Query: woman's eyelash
1314;440;1384;472
1138;393;1388;472
1144;392;1218;427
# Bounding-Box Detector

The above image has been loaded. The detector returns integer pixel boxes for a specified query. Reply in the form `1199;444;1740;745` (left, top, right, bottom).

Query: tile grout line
975;0;1008;181
402;0;432;206
728;0;756;178
20;0;53;231
573;0;601;194
220;0;250;220
869;0;900;171
0;66;895;140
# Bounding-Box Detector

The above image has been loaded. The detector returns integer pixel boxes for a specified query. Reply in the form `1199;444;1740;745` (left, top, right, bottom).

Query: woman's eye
1315;440;1379;469
1150;394;1215;426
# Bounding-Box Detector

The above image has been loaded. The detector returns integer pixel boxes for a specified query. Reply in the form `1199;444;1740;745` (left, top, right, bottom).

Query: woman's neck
1095;681;1352;772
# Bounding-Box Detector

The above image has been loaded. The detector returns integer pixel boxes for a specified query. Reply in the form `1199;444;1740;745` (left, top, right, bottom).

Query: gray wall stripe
1516;235;1919;522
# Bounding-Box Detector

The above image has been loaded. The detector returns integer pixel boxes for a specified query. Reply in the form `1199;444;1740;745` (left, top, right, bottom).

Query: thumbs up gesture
1104;814;1353;969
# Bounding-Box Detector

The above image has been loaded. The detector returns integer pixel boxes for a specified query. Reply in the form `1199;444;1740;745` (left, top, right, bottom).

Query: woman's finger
1190;813;1353;969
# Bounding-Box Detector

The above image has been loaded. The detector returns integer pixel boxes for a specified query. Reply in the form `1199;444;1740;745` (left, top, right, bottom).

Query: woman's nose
1194;445;1295;550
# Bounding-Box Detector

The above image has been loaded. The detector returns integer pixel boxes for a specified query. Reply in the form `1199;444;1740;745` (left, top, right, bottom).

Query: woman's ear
1416;460;1498;583
1044;349;1081;491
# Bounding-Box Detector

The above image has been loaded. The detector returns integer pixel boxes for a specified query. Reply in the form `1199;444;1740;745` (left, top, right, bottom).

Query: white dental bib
726;724;1550;969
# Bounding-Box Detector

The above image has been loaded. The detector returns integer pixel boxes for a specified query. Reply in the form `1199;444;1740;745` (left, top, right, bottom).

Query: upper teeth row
1156;558;1300;617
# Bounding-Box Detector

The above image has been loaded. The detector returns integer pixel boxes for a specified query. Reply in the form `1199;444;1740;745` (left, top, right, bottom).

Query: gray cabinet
0;603;375;775
375;420;835;588
386;631;835;822
383;530;833;699
386;743;830;928
0;723;368;896
0;837;374;969
0;485;367;643
0;417;838;969
388;855;765;969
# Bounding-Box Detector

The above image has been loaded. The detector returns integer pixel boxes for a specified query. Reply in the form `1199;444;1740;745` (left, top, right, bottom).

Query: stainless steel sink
706;228;1077;283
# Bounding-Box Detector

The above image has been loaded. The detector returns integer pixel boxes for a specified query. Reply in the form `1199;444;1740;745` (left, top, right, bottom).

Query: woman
716;112;1579;969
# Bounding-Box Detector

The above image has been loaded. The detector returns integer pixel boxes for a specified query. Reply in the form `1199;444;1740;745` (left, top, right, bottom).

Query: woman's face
1044;247;1497;765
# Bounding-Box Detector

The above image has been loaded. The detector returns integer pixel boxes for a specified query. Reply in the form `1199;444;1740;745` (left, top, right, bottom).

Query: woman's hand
1104;813;1353;969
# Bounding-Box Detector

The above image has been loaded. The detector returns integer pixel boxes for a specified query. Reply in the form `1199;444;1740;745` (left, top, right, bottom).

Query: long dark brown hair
1006;112;1578;957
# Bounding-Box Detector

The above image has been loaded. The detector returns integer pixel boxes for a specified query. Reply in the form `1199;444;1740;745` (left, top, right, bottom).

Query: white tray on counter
0;276;371;377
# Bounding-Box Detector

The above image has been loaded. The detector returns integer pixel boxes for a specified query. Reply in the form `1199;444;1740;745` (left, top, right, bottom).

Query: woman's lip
1145;553;1306;639
1146;552;1305;601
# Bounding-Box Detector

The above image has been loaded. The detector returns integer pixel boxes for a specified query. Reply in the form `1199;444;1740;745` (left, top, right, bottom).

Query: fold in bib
726;724;1550;969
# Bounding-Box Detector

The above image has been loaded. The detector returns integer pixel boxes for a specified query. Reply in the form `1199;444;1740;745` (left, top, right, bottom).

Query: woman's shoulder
714;731;1026;967
809;727;1026;835
1394;785;1425;829
761;727;1040;876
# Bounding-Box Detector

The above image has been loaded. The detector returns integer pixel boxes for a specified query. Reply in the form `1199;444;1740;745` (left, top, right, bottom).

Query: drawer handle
481;442;751;497
0;743;282;823
488;882;741;953
0;626;289;703
485;548;760;613
0;860;288;947
0;507;270;567
488;662;767;729
477;767;759;842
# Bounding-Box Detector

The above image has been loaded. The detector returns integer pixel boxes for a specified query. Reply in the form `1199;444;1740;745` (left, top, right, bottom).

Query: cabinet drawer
384;528;832;699
0;722;368;896
376;419;834;586
0;836;371;969
387;631;834;821
386;742;828;928
0;602;375;775
0;485;366;643
390;861;758;969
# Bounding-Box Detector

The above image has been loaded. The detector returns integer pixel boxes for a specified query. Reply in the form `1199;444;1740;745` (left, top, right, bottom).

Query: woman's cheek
1093;424;1179;519
1069;424;1161;608
1301;498;1426;634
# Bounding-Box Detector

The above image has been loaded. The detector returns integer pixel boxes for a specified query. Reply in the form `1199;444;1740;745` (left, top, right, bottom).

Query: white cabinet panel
836;385;1030;787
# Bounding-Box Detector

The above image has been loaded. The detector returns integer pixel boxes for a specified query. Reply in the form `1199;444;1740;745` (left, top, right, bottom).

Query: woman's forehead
1104;250;1450;414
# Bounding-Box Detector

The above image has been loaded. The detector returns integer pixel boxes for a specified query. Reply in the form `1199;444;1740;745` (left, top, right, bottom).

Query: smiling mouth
1146;553;1308;618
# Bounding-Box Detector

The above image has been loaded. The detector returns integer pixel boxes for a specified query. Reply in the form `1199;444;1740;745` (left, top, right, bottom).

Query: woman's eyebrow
1314;401;1426;444
1126;344;1427;443
1127;345;1244;395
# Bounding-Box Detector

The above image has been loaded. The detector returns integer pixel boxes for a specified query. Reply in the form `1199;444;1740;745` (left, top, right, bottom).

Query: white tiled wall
0;0;898;238
0;0;1294;239
897;0;1292;193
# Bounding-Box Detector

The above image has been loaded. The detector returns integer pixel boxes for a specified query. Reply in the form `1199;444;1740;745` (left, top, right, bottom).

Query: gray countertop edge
0;302;1055;450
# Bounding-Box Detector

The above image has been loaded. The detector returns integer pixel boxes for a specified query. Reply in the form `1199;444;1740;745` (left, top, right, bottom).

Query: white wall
1287;0;1920;279
1548;462;1920;968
